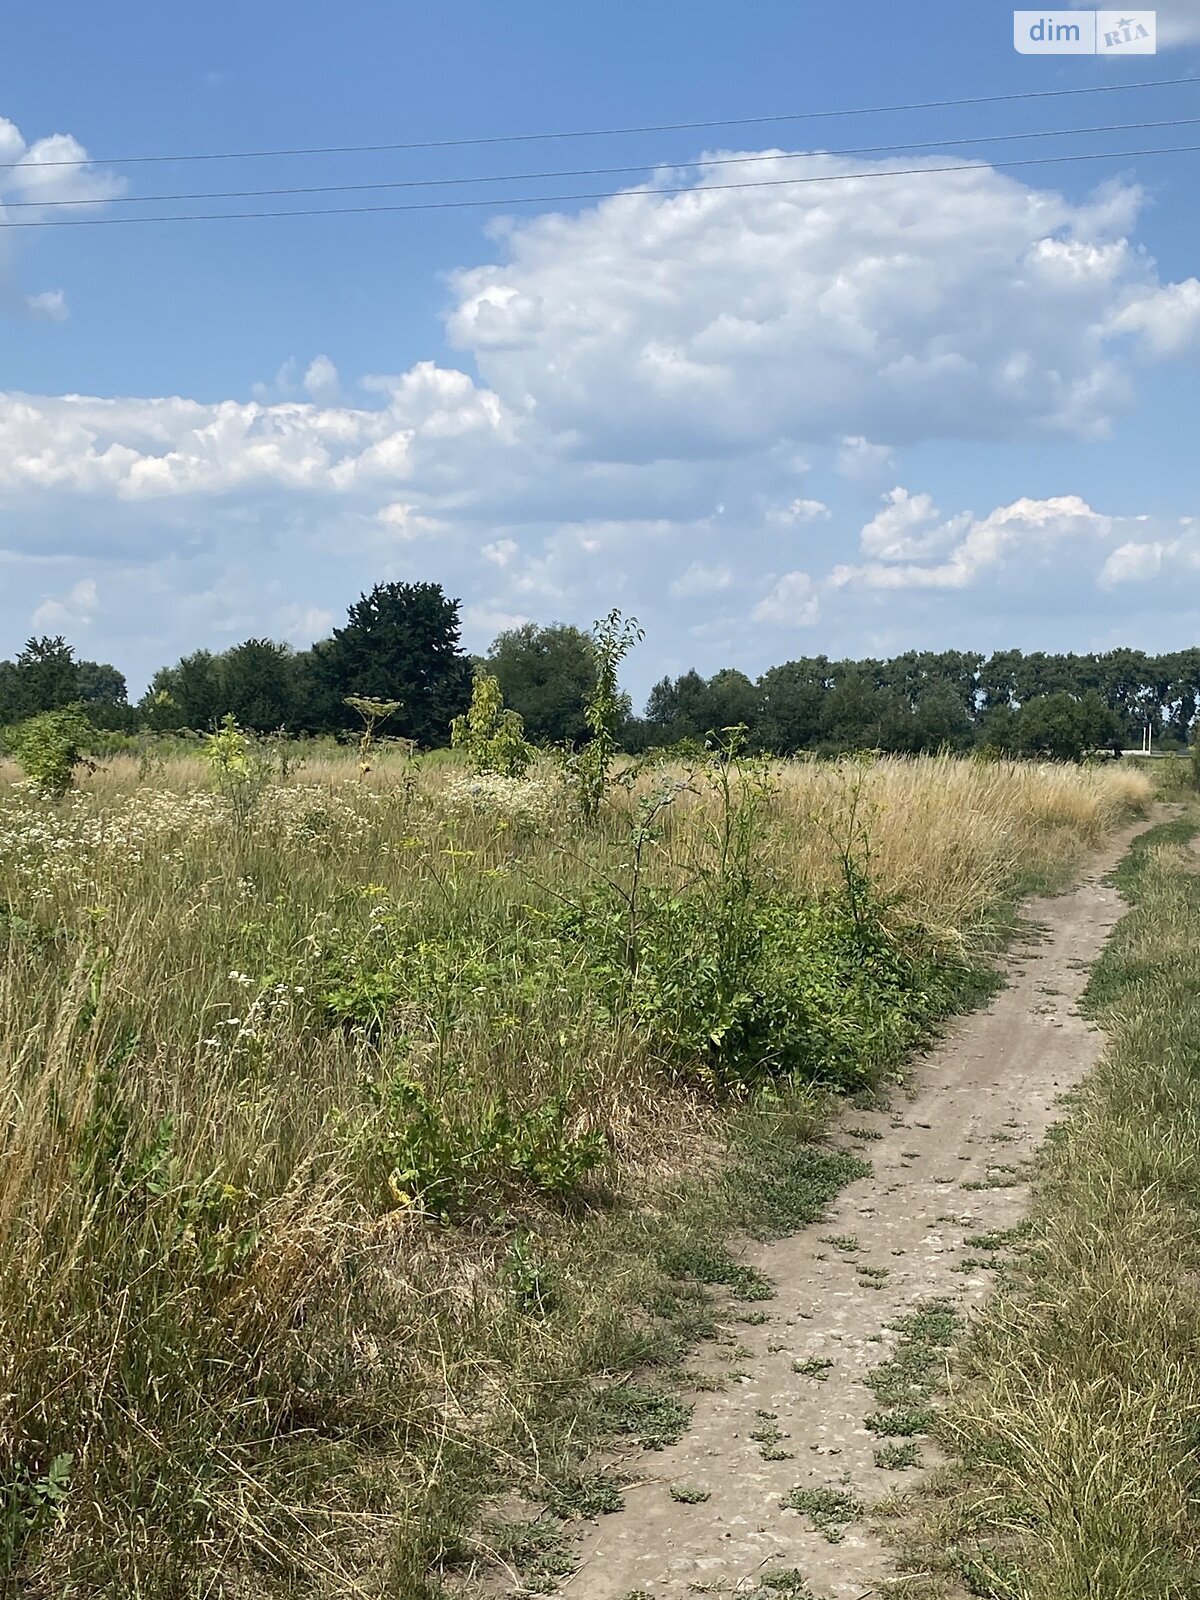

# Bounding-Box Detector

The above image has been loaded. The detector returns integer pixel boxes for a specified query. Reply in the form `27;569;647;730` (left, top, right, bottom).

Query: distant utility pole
1144;721;1153;755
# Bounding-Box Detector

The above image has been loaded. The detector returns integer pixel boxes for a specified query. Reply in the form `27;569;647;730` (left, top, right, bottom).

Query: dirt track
563;817;1154;1600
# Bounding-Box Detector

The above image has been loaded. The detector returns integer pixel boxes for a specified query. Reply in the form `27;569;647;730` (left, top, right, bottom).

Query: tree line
1;580;1196;761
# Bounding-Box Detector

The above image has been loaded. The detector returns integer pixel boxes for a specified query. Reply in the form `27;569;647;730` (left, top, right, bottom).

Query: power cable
2;140;1197;228
1;75;1196;171
5;113;1199;209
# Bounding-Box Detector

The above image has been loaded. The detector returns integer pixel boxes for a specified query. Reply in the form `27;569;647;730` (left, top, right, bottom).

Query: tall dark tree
0;661;22;726
757;658;832;753
141;650;223;730
1003;690;1118;761
320;582;472;746
704;668;761;736
220;638;299;731
644;670;712;744
14;636;79;716
76;661;128;705
487;622;597;745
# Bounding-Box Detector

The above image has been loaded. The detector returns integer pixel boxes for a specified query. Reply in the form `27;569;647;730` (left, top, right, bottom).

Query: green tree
486;623;598;746
319;582;472;746
13;636;79;716
704;669;761;739
7;705;94;796
644;670;713;745
573;609;642;821
141;650;223;730
75;660;128;705
1005;690;1118;761
756;658;832;753
220;638;299;732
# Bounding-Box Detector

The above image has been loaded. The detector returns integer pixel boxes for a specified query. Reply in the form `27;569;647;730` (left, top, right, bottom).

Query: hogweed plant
344;695;403;778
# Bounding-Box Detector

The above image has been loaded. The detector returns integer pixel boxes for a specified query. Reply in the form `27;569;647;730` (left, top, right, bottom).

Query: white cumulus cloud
1;115;124;315
669;561;734;597
31;577;99;632
752;571;820;626
446;157;1176;453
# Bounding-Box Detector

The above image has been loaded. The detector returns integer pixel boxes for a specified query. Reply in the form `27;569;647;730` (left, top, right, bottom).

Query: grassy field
0;747;1150;1597
889;806;1200;1600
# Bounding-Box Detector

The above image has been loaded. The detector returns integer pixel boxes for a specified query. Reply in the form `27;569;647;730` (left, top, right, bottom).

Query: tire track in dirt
562;815;1157;1600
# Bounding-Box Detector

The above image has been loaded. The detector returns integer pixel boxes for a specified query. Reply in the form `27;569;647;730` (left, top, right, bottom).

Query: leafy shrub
550;882;931;1092
450;669;533;777
201;712;273;824
344;1070;605;1221
7;705;94;796
546;738;943;1092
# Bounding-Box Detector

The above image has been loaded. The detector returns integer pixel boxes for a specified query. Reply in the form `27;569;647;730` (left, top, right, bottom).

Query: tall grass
0;750;1149;1596
893;813;1200;1600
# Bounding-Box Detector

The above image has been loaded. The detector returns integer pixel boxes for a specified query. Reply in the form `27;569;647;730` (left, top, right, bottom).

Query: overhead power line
6;113;1200;210
0;75;1195;172
2;140;1197;229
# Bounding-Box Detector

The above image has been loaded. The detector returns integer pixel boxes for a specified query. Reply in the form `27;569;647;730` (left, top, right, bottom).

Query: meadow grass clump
892;813;1200;1600
0;746;1147;1594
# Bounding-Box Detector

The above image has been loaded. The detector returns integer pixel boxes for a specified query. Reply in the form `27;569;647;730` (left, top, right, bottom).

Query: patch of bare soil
559;818;1155;1600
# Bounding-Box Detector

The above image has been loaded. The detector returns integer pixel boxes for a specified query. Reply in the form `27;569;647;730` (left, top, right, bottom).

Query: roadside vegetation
0;703;1150;1598
887;807;1200;1600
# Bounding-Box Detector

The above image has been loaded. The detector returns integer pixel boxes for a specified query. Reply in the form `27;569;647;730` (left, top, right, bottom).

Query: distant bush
6;705;95;796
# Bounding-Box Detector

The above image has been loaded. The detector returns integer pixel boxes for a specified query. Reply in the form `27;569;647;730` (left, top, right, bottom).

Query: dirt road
565;818;1153;1600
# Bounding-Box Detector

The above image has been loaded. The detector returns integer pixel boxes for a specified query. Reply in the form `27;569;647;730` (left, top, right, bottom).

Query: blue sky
2;2;1199;703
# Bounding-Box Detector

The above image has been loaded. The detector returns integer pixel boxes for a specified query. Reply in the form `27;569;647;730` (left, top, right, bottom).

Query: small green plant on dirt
483;1517;577;1588
669;1483;711;1504
792;1357;834;1381
755;1569;813;1598
857;1264;890;1288
7;705;94;797
751;1415;794;1459
874;1440;922;1470
780;1485;863;1543
750;1421;785;1444
657;1241;774;1301
592;1384;692;1451
450;668;534;778
864;1298;959;1438
344;694;402;777
537;1470;625;1520
201;712;274;823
